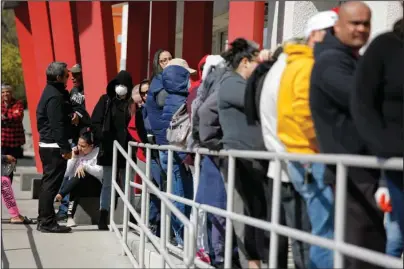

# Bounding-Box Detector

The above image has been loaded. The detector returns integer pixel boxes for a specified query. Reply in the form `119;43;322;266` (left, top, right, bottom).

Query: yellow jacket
277;44;318;154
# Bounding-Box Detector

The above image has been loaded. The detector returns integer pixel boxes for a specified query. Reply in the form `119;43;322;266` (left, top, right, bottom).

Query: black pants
343;167;386;269
38;147;67;226
1;146;22;183
222;158;289;265
60;172;101;199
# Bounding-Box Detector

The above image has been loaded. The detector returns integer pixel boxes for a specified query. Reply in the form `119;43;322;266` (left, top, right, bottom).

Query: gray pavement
1;163;134;268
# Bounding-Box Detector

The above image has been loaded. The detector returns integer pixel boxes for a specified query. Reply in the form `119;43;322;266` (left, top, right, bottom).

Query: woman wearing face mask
91;70;135;230
217;38;274;269
55;128;102;211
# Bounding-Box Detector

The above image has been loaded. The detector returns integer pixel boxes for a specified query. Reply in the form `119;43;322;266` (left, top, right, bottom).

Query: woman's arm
64;156;79;178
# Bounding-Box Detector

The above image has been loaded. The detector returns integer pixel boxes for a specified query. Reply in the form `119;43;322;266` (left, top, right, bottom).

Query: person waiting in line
36;62;73;233
276;11;338;269
91;70;135;230
127;81;150;218
309;2;384;269
1;84;26;182
55;128;103;228
150;58;196;246
351;8;403;258
217;38;275;269
1;154;34;224
145;49;173;235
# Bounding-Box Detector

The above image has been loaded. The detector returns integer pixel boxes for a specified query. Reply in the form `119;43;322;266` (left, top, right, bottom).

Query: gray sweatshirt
217;71;265;151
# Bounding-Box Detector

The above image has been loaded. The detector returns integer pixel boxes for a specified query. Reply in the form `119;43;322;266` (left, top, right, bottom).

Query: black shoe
98;209;109;230
56;213;68;222
38;222;72;233
36;221;42;231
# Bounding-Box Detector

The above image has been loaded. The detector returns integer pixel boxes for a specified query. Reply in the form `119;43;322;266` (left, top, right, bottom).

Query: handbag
1;162;16;177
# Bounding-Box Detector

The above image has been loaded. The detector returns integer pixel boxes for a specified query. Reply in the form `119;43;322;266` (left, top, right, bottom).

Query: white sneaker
66;216;77;227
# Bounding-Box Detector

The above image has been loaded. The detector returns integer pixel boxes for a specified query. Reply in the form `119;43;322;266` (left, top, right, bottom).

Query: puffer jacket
160;65;190;145
145;74;166;145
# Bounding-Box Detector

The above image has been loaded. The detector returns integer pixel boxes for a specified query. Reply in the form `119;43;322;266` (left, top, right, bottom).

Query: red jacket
127;113;146;194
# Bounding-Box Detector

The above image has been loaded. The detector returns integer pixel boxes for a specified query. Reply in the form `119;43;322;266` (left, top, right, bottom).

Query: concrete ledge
31;178;42;199
20;173;42;191
127;232;187;268
73;197;126;225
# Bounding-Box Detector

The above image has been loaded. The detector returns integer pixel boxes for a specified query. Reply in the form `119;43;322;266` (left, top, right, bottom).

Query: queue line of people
8;1;400;269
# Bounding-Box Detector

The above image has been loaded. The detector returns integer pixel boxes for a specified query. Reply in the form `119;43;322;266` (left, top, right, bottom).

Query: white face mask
115;84;128;97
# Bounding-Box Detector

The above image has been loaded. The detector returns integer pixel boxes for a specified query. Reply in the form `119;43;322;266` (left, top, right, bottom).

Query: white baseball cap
166;58;196;74
304;11;338;38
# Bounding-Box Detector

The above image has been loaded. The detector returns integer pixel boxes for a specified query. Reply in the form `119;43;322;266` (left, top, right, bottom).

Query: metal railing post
109;142;118;232
122;144;132;255
191;153;201;248
269;158;282;268
224;155;236;269
139;147;151;267
145;148;152;243
334;162;348;268
166;150;174;246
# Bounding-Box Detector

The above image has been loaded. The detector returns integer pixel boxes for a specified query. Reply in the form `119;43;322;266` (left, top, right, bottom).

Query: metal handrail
109;141;195;268
126;141;402;269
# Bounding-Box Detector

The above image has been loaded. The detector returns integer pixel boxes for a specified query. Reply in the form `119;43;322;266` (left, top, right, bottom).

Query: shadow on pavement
1;237;10;269
25;224;43;269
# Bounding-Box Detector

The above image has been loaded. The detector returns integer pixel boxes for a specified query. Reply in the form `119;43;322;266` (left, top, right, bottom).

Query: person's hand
62;152;72;160
5;155;16;163
75;165;86;178
71;113;79;126
72;147;79;158
374;187;392;212
258;49;272;62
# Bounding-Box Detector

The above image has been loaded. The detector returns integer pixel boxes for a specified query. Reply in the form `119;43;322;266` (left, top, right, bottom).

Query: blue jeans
385;211;404;257
102;166;134;211
288;162;334;269
385;171;404;251
159;150;193;245
57;176;70;216
149;157;164;228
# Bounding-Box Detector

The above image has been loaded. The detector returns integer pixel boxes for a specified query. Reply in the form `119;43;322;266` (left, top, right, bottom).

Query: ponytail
79;127;95;145
221;38;260;69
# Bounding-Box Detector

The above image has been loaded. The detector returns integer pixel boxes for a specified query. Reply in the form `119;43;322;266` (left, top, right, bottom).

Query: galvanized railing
110;140;403;268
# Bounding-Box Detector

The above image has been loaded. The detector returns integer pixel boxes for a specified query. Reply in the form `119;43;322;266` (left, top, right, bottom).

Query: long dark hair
79;127;95;146
150;49;168;80
393;18;403;41
221;38;260;69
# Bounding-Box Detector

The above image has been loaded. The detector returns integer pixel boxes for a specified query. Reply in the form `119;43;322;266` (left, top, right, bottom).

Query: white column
119;3;129;71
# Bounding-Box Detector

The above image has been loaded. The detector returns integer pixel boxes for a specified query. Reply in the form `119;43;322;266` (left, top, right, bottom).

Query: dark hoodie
310;30;366;156
91;70;134;167
351;19;404;158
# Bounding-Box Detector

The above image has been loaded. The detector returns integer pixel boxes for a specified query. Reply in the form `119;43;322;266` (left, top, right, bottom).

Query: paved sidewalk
1;175;133;268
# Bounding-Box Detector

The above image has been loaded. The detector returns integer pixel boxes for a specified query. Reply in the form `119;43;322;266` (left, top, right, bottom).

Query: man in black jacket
351;12;404;248
36;62;73;233
310;2;386;269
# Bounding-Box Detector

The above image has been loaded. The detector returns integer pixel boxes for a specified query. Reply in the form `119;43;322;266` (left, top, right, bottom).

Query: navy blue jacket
160;66;190;145
145;74;166;144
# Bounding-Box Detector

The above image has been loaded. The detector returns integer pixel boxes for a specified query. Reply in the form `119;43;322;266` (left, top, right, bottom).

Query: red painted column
182;1;213;78
126;2;150;84
48;1;80;90
228;1;266;48
14;3;43;172
75;1;117;114
149;2;176;76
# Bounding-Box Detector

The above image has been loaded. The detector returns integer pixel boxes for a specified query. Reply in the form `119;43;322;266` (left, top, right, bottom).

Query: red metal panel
14;3;43;172
48;1;80;91
75;1;117;115
228;1;266;48
149;1;176;77
126;1;150;84
182;1;213;81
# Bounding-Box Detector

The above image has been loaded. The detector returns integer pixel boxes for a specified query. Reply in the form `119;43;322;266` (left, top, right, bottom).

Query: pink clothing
1;176;20;218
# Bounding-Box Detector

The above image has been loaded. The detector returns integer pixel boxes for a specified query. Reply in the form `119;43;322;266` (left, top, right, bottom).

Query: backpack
166;103;191;147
